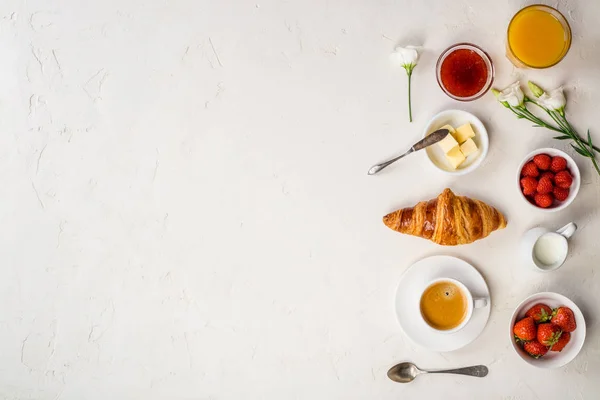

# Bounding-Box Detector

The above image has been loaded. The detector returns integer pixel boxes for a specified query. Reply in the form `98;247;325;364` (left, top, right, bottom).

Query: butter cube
437;133;459;154
446;146;466;169
439;124;456;134
453;123;476;144
460;138;478;157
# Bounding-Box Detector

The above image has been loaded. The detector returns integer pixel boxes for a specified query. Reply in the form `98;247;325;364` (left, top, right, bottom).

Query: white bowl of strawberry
517;148;580;212
510;292;586;368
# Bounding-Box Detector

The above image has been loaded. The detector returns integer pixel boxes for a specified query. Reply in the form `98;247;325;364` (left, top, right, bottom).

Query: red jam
440;49;488;98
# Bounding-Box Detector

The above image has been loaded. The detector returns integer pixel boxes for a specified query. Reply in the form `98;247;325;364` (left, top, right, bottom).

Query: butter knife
367;128;450;175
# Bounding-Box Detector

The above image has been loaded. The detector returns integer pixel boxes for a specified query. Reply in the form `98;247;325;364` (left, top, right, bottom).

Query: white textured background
1;0;599;399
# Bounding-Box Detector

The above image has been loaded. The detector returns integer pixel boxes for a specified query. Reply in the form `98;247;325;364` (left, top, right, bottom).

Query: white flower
390;45;422;122
537;87;566;111
390;45;421;71
497;81;525;107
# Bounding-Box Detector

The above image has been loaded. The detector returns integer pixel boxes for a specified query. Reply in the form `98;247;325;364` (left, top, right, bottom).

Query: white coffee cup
419;277;488;334
522;222;577;272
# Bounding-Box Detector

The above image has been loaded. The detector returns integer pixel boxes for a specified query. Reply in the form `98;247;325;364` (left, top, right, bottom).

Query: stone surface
1;0;599;399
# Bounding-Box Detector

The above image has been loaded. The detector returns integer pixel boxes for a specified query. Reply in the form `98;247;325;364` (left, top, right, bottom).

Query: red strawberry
533;154;552;170
552;307;577;332
537;176;554;194
537;323;562;346
523;340;549;358
540;171;555;182
553;187;570;202
550;156;568;172
513;316;537;341
554;170;573;189
525;303;552;323
521;177;538;196
534;193;553;208
522;162;540;178
551;331;571;352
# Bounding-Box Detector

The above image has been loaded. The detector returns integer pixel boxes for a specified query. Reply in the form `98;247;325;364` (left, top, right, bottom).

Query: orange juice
507;5;571;68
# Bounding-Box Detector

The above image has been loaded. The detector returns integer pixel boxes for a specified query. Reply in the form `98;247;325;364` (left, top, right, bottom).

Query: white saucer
394;255;491;352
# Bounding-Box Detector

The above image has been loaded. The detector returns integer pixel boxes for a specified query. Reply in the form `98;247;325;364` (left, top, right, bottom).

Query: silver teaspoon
387;362;488;383
367;128;450;175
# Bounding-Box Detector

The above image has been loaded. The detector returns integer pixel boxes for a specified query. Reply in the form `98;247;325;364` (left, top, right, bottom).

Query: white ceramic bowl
422;110;489;175
509;292;586;368
516;148;580;212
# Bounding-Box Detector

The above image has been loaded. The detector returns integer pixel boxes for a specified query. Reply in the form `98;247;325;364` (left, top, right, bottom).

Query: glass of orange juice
507;5;571;68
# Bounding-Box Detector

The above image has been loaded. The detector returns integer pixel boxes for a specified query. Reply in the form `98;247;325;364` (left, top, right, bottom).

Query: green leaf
540;308;550;322
553;135;572;140
513;334;526;344
588;130;595;150
571;144;590;157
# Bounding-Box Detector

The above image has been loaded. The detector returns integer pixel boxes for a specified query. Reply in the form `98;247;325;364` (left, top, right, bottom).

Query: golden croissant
383;188;507;246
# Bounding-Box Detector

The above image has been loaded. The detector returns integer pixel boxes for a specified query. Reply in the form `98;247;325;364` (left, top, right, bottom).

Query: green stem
523;109;560;132
503;100;600;176
588;140;600;155
509;105;563;133
590;155;600;176
529;102;600;153
560;113;576;133
520;102;561;132
547;110;571;133
566;130;600;175
407;70;412;123
545;109;595;159
561;114;600;153
537;107;600;174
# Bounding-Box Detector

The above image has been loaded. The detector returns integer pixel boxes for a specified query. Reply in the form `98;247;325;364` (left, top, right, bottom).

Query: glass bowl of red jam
436;43;494;101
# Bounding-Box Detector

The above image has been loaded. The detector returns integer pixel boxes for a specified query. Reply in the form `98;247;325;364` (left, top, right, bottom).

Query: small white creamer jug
521;222;577;271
